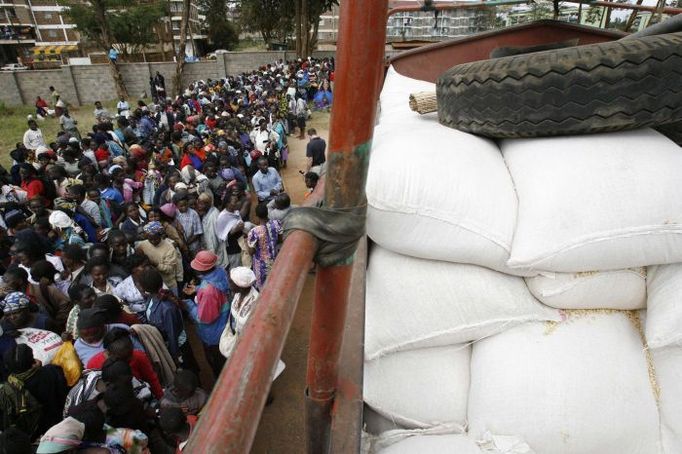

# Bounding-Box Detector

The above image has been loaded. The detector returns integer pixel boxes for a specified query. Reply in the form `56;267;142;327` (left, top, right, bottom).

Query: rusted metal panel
389;20;626;82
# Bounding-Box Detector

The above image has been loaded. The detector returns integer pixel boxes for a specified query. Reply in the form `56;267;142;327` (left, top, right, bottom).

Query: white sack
16;328;63;365
377;67;437;127
468;312;660;454
646;263;682;349
364;406;405;436
364;344;470;429
652;347;682;454
525;268;646;310
367;69;521;275
502;129;682;272
365;246;559;360
378;434;482;454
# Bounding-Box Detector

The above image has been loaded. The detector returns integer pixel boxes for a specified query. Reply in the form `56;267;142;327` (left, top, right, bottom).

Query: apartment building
0;0;206;65
168;0;207;56
0;0;78;65
318;1;495;48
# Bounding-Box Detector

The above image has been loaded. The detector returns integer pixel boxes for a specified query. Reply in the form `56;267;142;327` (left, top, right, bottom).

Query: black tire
437;32;682;138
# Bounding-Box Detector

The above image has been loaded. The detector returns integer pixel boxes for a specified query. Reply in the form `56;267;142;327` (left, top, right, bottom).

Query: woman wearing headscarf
182;250;230;377
149;205;189;258
2;290;55;332
220;267;258;360
36;416;84;453
136;221;183;295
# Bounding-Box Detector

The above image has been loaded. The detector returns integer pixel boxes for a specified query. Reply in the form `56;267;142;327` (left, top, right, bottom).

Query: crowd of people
0;56;332;453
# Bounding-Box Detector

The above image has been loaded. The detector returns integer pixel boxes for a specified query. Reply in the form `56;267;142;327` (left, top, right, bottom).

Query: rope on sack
283;200;366;267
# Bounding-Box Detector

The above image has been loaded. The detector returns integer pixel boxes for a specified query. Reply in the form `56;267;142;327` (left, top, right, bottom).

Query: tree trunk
301;0;308;57
295;0;302;58
307;15;319;55
174;0;191;96
94;0;128;98
107;59;128;98
553;0;560;19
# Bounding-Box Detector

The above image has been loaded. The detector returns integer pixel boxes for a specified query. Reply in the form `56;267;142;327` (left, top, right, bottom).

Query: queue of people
0;56;332;453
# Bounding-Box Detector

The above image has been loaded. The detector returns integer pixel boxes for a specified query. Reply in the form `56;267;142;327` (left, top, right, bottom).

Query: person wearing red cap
182;250;230;377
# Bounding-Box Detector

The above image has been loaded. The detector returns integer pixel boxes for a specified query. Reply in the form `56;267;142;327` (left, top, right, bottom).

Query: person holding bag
219;267;284;381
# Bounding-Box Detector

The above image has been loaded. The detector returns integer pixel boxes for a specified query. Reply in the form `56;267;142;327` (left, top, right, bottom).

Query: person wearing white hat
49;210;86;247
219;267;258;360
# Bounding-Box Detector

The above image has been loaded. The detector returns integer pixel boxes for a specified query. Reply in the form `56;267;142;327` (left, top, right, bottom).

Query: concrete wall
0;51;337;106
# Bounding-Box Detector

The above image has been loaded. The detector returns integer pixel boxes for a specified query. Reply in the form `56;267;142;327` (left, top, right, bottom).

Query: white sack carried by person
525;268;646;310
366;68;523;275
646;263;682;349
15;327;63;365
365;246;559;361
502;129;682;273
468;311;660;454
651;347;682;453
364;344;470;430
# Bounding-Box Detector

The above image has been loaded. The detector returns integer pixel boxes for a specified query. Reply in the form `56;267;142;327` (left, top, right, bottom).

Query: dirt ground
249;112;330;454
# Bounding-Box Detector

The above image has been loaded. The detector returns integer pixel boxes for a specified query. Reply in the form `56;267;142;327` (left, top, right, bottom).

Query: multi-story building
0;0;205;65
168;0;207;57
386;8;495;41
318;1;495;49
0;0;78;66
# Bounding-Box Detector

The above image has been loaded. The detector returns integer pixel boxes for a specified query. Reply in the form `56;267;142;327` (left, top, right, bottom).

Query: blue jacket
146;297;185;357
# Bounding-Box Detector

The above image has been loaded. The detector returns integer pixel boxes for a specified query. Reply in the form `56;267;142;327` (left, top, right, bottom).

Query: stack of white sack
645;264;682;453
363;66;682;453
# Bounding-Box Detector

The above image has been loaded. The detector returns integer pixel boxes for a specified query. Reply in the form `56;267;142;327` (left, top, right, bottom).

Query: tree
174;0;191;96
239;0;292;46
238;0;337;55
199;0;239;51
293;0;338;58
109;3;166;59
60;0;129;97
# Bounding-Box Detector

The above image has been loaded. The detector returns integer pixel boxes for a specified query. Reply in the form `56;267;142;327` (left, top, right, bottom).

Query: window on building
44;12;52;19
48;30;58;37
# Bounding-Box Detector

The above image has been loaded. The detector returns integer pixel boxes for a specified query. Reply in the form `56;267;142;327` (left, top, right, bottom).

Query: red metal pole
304;0;388;452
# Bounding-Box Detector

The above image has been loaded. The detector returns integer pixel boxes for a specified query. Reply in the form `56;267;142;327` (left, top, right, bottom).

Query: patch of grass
0;99;127;169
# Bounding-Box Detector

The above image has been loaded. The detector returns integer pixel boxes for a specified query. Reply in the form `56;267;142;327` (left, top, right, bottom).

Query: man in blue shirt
252;157;283;202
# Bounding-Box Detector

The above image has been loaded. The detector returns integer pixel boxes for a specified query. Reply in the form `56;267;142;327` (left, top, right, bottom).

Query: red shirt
95;146;110;163
87;350;163;398
21;179;44;200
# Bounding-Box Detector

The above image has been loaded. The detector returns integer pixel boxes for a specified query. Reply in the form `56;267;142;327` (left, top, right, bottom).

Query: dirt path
250;113;330;454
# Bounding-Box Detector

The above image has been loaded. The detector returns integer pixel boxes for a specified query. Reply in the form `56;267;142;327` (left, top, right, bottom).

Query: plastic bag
51;342;82;386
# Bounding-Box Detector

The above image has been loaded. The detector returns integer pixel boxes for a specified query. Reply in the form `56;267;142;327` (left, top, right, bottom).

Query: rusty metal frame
184;1;387;452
